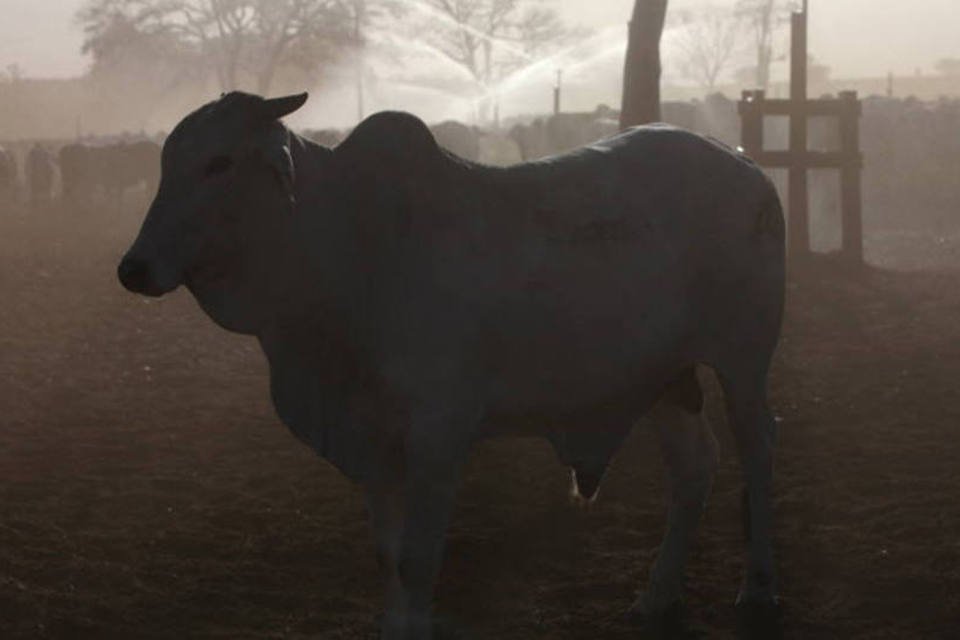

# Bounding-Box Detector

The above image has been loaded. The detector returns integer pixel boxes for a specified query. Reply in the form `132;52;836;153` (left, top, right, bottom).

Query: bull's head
118;91;308;333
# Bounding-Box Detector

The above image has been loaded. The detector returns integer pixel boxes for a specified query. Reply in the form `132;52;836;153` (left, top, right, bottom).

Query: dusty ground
1;197;959;639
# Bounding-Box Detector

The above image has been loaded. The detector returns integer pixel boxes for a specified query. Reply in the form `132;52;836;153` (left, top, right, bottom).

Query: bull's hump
339;111;441;162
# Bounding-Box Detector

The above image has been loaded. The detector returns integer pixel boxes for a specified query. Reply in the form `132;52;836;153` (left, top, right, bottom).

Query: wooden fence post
788;8;810;256
739;90;765;156
737;3;864;266
839;90;863;262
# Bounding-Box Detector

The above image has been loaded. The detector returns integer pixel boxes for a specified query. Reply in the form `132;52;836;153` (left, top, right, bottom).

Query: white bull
119;91;785;639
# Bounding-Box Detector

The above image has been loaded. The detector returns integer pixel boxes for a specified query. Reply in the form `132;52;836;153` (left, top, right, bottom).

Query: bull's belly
480;379;669;439
479;317;690;422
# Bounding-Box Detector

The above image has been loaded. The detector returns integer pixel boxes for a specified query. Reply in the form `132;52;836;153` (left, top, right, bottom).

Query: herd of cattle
303;107;622;166
0;108;625;210
0;138;162;206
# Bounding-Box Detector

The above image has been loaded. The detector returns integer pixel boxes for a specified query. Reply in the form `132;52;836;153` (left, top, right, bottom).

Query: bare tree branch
78;0;352;93
415;0;574;90
672;5;744;91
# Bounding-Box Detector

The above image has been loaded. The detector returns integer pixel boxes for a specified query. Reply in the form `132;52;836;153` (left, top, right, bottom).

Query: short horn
261;92;309;121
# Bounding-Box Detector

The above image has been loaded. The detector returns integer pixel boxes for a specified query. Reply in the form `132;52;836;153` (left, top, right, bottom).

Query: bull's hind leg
630;368;719;623
716;365;781;619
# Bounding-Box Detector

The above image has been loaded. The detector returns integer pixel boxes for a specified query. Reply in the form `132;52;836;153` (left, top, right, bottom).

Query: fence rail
737;4;864;262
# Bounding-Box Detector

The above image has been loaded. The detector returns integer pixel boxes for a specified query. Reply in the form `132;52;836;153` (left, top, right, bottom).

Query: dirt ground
1;197;959;639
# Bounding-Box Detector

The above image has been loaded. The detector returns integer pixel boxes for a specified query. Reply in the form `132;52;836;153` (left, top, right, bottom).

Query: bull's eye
204;155;233;177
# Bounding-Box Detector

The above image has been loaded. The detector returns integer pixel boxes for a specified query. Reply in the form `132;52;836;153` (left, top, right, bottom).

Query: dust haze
1;1;959;638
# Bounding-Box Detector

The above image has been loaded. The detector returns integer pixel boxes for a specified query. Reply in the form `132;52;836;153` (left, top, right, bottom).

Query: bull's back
474;124;783;324
448;126;784;414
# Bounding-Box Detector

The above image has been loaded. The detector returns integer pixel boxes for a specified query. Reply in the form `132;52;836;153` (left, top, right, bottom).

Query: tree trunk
757;42;772;89
256;64;275;96
223;36;243;91
620;0;669;129
256;38;289;96
755;0;775;90
354;5;365;121
256;53;278;96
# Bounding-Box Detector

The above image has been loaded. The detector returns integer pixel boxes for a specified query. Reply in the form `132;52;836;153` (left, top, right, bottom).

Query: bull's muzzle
117;256;167;297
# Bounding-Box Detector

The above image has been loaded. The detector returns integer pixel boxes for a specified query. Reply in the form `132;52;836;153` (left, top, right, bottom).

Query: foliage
672;5;743;91
734;0;798;89
935;58;960;77
76;0;358;94
411;0;575;89
1;63;25;83
76;0;562;112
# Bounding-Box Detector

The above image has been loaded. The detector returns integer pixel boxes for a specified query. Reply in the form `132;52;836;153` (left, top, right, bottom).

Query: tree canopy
411;0;572;89
77;0;356;94
77;0;574;101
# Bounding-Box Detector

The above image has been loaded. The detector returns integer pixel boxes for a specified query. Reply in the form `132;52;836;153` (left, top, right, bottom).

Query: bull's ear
260;92;309;121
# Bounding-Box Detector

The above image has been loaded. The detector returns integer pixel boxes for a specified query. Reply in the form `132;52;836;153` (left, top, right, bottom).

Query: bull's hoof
735;597;783;640
377;614;468;640
626;600;698;639
431;617;470;640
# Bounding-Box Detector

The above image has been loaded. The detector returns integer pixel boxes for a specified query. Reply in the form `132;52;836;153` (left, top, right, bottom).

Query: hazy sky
1;0;957;80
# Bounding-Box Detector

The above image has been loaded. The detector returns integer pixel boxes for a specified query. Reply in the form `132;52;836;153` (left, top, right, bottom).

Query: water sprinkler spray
554;69;563;115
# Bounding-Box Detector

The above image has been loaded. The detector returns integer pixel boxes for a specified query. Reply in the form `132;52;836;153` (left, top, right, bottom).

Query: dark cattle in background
119;92;785;639
661;101;699;131
0;145;16;202
301;128;347;148
59;143;93;203
101;140;162;200
27;144;56;202
429;121;481;161
510;107;620;161
59;140;161;205
304;124;505;166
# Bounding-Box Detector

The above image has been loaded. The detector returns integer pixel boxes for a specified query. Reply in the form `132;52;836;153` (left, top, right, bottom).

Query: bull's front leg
376;407;474;640
630;372;718;630
365;440;406;631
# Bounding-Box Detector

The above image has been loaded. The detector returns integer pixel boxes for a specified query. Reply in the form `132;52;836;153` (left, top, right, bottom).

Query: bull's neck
262;133;354;337
288;132;332;205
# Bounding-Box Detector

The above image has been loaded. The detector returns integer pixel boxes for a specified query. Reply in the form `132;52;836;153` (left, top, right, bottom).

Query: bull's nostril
118;257;154;294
